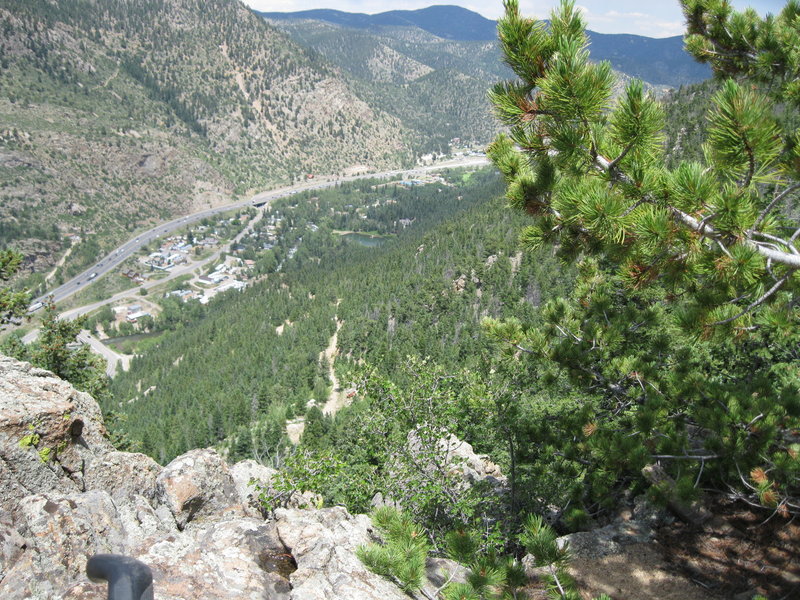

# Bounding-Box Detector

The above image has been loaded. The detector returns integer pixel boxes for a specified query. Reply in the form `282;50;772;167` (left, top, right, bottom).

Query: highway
21;205;267;345
30;156;489;309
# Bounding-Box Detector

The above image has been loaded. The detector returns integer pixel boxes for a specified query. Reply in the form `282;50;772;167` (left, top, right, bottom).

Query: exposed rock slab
230;458;277;518
155;448;244;530
138;519;292;600
276;506;409;600
0;355;113;510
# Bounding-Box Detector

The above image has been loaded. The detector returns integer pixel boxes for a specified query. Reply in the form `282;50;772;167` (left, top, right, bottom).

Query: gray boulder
0;356;113;511
83;450;162;502
155;448;245;530
276;506;409;600
230;458;277;518
138;518;292;599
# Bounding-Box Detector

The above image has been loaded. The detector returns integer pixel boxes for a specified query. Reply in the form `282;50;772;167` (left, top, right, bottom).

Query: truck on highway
88;272;98;280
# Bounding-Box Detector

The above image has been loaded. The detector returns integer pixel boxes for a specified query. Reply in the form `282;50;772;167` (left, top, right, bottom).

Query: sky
243;0;786;38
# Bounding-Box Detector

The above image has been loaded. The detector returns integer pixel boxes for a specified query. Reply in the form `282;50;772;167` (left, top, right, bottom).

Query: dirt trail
321;318;345;416
287;302;349;443
44;246;73;284
285;419;305;445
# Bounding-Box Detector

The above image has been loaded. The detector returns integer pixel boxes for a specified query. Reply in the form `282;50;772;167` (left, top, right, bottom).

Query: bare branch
753;182;800;230
671;207;800;268
608;140;635;171
621;197;648;218
715;238;733;259
709;269;796;326
752;230;799;255
651;454;721;460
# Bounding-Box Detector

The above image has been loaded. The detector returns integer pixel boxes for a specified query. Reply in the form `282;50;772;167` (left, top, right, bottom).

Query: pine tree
0;249;29;328
486;0;800;515
3;301;109;401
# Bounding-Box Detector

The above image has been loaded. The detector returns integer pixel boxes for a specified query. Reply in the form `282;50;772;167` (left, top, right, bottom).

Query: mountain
0;0;416;286
258;5;498;41
585;32;710;88
256;5;693;174
260;5;711;88
267;17;506;156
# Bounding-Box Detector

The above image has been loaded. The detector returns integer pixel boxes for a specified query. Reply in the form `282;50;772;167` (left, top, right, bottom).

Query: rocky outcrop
554;496;672;560
405;430;508;493
155;448;245;530
0;355;436;599
276;507;409;600
0;356;113;506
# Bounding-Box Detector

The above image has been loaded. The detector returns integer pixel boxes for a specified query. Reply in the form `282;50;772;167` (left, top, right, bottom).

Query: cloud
605;10;649;19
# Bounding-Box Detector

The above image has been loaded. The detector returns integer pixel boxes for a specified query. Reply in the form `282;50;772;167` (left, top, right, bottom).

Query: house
216;280;246;293
121;270;143;281
127;310;151;323
166;289;194;302
200;271;228;284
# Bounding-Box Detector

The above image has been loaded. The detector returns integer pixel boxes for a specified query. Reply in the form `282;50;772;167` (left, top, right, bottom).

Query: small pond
342;232;386;247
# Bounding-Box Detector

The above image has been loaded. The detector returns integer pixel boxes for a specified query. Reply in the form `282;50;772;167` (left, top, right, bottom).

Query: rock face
0;355;422;599
155;448;245;530
276;507;409;600
553;495;672;560
404;429;508;493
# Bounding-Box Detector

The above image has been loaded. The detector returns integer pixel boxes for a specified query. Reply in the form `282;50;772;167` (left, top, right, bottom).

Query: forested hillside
0;0;415;290
108;169;570;463
266;18;507;154
106;55;726;483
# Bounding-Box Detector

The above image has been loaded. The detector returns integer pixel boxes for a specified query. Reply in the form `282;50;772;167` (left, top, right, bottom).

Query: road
29;156;488;309
77;330;130;377
22;205;267;345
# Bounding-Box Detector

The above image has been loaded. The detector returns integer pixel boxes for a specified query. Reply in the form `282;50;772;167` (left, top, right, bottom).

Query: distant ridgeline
259;5;711;88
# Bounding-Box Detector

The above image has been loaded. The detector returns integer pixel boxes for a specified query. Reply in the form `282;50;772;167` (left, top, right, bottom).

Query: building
216;280;246;293
127;310;151;323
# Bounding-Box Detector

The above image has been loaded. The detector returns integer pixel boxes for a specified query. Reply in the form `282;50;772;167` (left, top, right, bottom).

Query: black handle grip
86;554;154;600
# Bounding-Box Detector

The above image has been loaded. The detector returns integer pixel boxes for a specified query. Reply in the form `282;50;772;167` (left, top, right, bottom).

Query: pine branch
593;153;800;267
740;136;756;188
651;454;720;460
751;231;800;255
